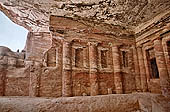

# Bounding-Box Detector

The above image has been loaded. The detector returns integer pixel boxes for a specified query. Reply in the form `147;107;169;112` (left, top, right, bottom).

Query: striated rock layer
0;0;170;33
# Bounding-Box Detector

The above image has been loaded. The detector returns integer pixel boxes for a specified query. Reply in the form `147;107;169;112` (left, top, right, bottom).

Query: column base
115;89;123;94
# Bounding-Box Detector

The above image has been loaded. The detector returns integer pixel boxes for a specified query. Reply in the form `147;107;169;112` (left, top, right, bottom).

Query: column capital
109;43;122;48
131;44;137;49
52;38;62;47
63;40;71;45
108;42;113;47
153;37;162;42
88;41;98;46
152;36;163;43
136;45;143;49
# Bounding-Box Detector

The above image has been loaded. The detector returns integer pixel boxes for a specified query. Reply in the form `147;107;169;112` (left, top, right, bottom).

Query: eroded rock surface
0;46;25;68
0;93;169;112
0;0;170;32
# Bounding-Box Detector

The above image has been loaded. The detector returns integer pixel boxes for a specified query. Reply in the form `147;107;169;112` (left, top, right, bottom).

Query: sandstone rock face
0;93;169;112
0;0;170;32
0;46;28;96
0;0;170;112
0;46;25;68
0;7;170;98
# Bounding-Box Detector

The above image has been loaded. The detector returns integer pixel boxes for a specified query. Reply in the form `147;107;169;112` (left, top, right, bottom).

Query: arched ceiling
0;0;170;34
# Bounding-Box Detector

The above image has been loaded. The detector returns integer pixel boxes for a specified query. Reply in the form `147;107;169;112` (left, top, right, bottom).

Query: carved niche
98;47;109;69
44;47;57;67
146;48;159;79
71;40;89;69
119;47;129;68
97;43;113;71
167;41;170;58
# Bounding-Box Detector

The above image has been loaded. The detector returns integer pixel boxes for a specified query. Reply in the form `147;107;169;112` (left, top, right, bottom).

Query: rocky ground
0;93;169;112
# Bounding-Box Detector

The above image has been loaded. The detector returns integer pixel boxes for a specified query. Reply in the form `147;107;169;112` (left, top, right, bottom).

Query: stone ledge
0;93;169;112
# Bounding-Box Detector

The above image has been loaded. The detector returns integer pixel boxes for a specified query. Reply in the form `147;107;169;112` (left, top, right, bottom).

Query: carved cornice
136;12;170;38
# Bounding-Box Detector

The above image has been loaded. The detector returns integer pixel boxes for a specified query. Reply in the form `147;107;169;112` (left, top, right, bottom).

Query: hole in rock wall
167;41;170;58
101;50;108;68
150;58;159;78
122;51;128;67
46;48;57;67
0;11;28;52
147;48;159;79
75;48;84;67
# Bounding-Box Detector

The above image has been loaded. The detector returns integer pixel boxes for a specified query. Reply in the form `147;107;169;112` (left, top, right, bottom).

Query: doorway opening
150;58;159;78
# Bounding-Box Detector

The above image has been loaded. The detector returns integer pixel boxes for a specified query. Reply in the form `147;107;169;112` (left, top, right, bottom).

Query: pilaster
62;41;72;97
112;45;123;94
88;42;99;96
153;38;170;97
137;46;148;92
132;46;142;91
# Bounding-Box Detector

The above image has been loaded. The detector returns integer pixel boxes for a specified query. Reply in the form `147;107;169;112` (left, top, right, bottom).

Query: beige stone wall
39;67;62;97
25;32;52;61
0;17;137;97
0;13;169;98
0;46;30;96
5;68;29;96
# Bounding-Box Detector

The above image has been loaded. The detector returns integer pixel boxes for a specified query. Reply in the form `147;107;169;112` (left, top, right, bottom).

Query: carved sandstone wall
0;0;170;98
135;13;170;96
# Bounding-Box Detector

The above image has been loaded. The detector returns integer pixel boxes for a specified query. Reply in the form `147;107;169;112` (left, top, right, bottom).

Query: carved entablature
71;40;89;70
136;13;170;37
